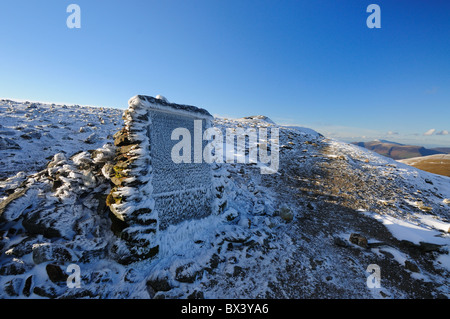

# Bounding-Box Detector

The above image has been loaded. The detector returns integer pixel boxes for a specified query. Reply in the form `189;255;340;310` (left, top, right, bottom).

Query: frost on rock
107;95;226;264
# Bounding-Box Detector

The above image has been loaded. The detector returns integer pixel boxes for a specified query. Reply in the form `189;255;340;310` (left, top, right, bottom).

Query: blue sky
0;0;449;146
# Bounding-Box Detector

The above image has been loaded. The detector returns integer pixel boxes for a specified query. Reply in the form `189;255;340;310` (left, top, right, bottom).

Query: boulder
46;264;68;283
279;206;294;222
405;260;420;273
349;233;368;248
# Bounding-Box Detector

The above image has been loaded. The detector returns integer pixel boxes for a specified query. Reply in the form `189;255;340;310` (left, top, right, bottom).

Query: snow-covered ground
0;99;449;299
0;99;123;180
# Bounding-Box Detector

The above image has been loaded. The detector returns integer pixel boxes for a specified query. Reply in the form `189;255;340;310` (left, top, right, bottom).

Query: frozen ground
0;99;449;299
0;99;123;180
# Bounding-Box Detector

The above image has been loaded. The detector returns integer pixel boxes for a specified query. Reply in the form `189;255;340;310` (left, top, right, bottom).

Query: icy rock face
107;95;225;264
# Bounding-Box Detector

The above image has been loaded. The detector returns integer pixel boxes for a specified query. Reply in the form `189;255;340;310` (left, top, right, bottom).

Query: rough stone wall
106;95;225;263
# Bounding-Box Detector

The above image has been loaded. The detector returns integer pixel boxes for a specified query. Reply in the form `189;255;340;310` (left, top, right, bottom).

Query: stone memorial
107;95;226;263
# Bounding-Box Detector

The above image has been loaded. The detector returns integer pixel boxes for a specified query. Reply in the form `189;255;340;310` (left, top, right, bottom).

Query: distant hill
352;140;447;160
398;154;450;177
431;147;450;154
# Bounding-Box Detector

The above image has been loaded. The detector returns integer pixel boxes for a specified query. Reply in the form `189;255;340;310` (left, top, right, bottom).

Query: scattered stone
418;242;443;253
90;270;112;284
146;276;171;292
222;208;239;222
187;290;204;299
4;278;23;297
84;133;98;144
349;233;368;249
0;187;31;222
207;253;221;271
22;209;62;238
22;275;33;297
5;237;41;258
0;137;21;150
46;264;68;283
33;286;57;299
0;259;29;275
175;262;202;283
123;268;140;283
32;243;74;264
333;237;349;248
233;266;246;278
20;131;41;140
405;260;420;273
279;206;294;222
223;228;251;243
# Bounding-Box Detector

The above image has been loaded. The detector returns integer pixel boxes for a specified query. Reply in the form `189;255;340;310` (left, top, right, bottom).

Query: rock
32;243;74;264
22;275;33;297
405;260;420;273
443;199;450;205
124;268;140;283
175;262;202;283
5;236;42;258
233;266;246;277
33;286;57;299
349;233;368;249
22;209;62;238
0;137;21;150
155;95;169;103
279;206;294;222
59;288;96;299
187;290;204;299
418;242;443;253
4;278;23;297
20;131;41;140
0;259;29;275
222;226;252;244
333;237;349;248
90;270;112;284
79;126;91;133
146;276;171;292
113;128;132;147
46;264;68;283
0;187;32;222
84;133;98;144
76;238;108;263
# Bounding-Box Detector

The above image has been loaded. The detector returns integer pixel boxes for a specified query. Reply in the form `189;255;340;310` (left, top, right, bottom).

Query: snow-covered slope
0;99;123;180
0;99;449;299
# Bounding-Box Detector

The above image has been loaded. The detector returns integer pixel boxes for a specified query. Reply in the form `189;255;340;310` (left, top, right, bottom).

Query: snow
364;212;449;246
0;98;449;299
0;99;122;180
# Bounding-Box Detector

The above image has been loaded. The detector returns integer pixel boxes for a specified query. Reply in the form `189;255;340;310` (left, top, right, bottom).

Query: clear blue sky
1;0;449;146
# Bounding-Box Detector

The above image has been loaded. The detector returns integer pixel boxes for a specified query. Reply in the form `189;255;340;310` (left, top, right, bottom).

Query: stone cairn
107;95;227;264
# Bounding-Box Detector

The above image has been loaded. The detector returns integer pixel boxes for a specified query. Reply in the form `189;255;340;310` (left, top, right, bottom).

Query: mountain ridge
352;140;448;160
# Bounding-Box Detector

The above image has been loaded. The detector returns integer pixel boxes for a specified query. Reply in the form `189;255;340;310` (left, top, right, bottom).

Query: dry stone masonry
107;95;226;264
